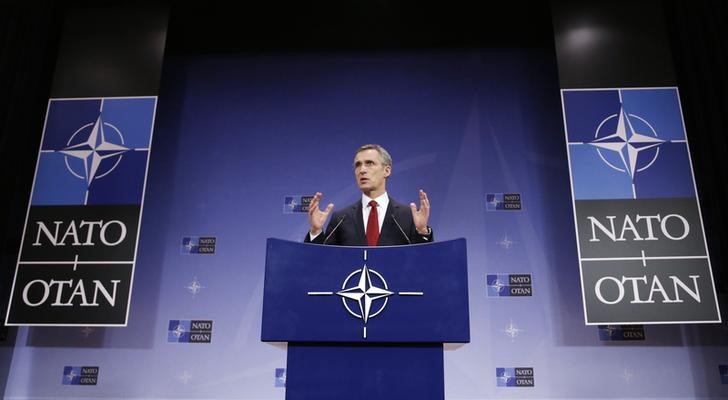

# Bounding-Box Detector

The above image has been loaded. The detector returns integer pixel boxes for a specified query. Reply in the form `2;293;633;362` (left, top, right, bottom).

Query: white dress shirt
361;192;389;235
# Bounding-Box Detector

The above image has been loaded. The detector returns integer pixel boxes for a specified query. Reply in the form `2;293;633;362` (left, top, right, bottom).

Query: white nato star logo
307;250;423;338
497;235;514;250
80;326;95;338
61;114;129;187
604;325;618;338
173;324;185;338
185;277;205;297
620;368;634;382
488;196;500;208
498;370;513;384
65;369;77;382
337;264;394;324
502;320;523;340
489;278;506;293
287;198;298;210
178;370;192;384
184;239;195;252
590;105;664;180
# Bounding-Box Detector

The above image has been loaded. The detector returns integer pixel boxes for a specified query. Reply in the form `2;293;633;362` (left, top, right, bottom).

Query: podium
261;238;469;399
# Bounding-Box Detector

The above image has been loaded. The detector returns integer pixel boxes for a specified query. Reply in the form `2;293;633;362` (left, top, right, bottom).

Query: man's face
354;149;391;196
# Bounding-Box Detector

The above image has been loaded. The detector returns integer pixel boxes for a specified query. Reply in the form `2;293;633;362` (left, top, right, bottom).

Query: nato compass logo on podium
32;97;156;205
307;250;423;339
562;88;695;200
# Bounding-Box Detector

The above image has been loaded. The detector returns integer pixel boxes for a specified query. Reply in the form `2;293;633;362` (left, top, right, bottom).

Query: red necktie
366;200;379;246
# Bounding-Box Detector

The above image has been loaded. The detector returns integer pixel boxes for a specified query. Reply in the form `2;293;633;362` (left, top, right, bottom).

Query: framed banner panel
561;87;721;324
5;97;157;326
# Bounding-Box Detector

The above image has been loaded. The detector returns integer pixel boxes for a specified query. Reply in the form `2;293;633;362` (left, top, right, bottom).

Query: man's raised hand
409;189;430;234
308;192;334;236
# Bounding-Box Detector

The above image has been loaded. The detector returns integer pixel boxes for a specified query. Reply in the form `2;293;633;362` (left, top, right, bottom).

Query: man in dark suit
305;144;433;246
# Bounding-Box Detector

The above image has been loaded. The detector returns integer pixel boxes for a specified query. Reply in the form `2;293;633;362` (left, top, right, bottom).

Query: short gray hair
355;144;392;167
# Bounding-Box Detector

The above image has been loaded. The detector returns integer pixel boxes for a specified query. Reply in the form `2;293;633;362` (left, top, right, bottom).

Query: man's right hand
308;192;334;236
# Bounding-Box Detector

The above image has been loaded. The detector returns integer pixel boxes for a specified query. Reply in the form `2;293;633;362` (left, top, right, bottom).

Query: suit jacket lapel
379;199;398;245
351;202;367;245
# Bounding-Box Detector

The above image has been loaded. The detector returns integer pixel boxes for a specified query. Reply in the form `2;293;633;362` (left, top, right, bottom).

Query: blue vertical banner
5;97;157;326
561;87;720;324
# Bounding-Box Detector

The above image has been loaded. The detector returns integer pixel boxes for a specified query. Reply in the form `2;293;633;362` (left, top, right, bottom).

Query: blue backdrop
4;48;727;398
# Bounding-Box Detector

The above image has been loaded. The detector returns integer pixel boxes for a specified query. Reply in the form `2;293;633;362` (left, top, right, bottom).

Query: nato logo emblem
598;325;645;341
283;195;314;214
496;367;534;387
274;368;286;388
33;97;155;205
561;87;720;325
487;274;532;297
502;319;524;341
562;88;694;200
307;249;424;339
486;193;522;211
180;236;216;254
168;320;213;343
6;96;157;327
62;366;98;385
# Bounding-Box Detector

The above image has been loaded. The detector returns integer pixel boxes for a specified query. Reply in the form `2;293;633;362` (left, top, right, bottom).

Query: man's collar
362;192;389;208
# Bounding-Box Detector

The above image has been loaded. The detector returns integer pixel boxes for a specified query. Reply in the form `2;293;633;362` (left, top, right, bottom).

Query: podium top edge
266;238;467;248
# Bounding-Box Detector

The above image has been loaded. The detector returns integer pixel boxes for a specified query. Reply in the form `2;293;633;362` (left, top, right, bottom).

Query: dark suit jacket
305;198;433;246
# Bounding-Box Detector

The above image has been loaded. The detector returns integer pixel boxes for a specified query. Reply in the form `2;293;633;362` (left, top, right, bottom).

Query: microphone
391;215;412;244
323;216;346;245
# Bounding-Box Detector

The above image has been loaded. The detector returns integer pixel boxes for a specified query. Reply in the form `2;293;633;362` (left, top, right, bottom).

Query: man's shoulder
388;197;406;207
333;201;360;217
387;197;409;213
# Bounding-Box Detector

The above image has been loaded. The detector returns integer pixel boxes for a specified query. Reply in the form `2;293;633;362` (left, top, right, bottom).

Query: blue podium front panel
261;238;469;343
286;343;444;400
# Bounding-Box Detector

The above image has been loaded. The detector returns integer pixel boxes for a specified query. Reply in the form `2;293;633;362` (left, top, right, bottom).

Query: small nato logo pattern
283;195;314;214
598;325;646;341
496;367;534;387
180;236;216;254
487;274;532;297
486;193;522;211
167;320;213;343
62;366;99;385
274;368;286;388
